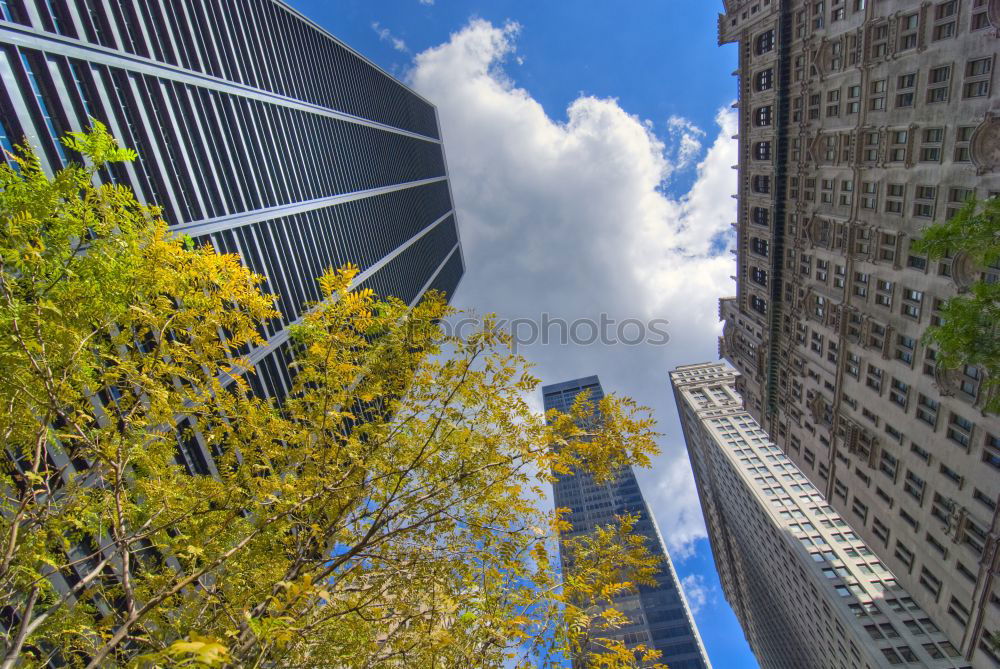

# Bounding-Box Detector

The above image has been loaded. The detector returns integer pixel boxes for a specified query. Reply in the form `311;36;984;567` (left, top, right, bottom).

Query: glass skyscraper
543;376;712;669
0;0;463;476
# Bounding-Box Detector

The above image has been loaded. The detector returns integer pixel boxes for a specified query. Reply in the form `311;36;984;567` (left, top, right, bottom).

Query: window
754;141;772;161
754;105;773;126
948;597;970;626
886;182;905;214
895;72;916;108
895;541;915;570
927;65;951;103
901;288;922;319
904;471;925;503
755;68;774;91
927;529;948;556
959;364;981;398
972;0;990;30
893;334;915;365
973;488;996;513
750;295;768;315
750;267;768;286
889;378;909;407
954;125;974;162
914;185;936;218
872;517;890;545
866;364;883;393
847;84;860;114
898;13;918;50
933;2;957;40
919;567;942;599
846;352;860;378
852;496;869;522
857;182;877;212
751;237;769;256
899;507;919;531
875;279;894;308
752;176;771;195
756;30;775;54
947;413;972;448
888;129;909;163
920;127;943;163
985;434;1000;470
916;394;939;427
869;78;886;110
880;450;898;480
871;22;889;57
964;57;993;98
826;88;840;116
947;187;974;219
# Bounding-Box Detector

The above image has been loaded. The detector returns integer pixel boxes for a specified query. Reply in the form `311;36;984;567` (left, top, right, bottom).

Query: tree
0;125;667;668
912;196;1000;414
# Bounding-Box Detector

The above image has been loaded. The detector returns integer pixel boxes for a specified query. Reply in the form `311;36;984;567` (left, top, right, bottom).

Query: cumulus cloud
409;19;737;559
371;21;409;53
666;116;706;173
681;574;711;615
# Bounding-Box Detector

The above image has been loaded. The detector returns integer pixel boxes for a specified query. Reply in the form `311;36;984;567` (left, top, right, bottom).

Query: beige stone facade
673;362;971;669
717;0;1000;665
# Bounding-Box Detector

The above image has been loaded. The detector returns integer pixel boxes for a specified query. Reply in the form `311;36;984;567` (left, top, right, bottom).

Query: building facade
673;362;974;669
543;376;712;669
0;0;463;476
717;1;999;663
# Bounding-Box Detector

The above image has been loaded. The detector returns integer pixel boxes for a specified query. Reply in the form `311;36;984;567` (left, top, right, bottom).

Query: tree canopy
912;196;1000;414
0;125;667;668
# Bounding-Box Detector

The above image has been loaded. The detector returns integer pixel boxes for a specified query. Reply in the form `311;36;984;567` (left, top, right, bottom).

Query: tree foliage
912;196;1000;414
0;125;666;668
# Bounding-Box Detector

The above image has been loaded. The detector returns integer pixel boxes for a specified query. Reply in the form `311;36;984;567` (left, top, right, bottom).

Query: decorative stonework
970;116;1000;174
951;251;978;293
989;0;1000;30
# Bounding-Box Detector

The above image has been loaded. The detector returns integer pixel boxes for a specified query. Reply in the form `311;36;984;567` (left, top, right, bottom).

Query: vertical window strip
20;51;67;165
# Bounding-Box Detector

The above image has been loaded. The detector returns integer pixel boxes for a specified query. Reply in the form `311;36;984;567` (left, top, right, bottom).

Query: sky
287;2;756;666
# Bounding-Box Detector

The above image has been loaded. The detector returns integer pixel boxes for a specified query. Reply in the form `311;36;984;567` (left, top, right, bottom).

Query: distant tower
673;362;968;669
543;376;712;669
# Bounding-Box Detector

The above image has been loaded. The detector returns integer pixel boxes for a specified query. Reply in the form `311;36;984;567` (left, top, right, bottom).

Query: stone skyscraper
717;1;999;663
0;0;463;478
543;376;712;669
672;362;971;669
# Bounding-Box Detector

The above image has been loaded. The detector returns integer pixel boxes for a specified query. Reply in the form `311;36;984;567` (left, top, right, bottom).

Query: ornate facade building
673;362;972;669
717;0;1000;665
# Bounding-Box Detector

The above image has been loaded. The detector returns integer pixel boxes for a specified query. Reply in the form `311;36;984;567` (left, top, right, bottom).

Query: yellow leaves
1;124;666;669
134;635;230;668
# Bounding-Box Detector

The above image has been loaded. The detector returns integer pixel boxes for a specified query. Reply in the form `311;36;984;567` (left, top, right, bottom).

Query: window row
2;0;440;137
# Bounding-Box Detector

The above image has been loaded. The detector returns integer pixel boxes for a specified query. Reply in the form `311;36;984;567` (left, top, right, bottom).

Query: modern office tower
716;1;999;663
672;362;974;669
0;1;463;474
543;377;712;669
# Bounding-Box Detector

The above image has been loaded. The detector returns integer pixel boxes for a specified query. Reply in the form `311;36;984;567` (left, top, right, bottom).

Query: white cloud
409;20;737;561
681;573;711;615
371;21;409;53
666;115;707;172
419;0;434;4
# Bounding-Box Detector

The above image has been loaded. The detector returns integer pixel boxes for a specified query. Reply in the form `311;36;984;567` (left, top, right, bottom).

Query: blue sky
288;1;756;667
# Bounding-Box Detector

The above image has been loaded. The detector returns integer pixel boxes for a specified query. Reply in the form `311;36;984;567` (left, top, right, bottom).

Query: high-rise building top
672;362;971;669
0;0;463;476
717;0;999;663
542;377;712;669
